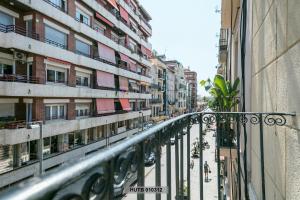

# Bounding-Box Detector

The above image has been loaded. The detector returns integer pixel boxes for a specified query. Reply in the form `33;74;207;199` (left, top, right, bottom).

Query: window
97;126;105;139
26;20;33;37
128;39;137;52
75;40;90;56
130;102;136;111
46;66;67;84
94;21;106;34
111;32;119;43
76;71;90;87
45;25;67;49
118;121;125;128
76;8;90;26
0;11;13;25
45;104;66;120
0;64;13;76
68;131;84;149
50;0;66;11
75;104;90;118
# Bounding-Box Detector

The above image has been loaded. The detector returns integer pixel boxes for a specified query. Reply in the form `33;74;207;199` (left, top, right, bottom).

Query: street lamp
27;121;43;175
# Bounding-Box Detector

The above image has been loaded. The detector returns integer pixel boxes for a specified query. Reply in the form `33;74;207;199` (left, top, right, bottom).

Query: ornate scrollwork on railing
201;114;216;125
249;114;260;125
239;114;248;124
81;171;109;200
264;114;287;126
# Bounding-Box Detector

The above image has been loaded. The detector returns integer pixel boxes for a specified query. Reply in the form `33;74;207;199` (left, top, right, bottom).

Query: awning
97;70;115;88
119;6;129;24
98;43;116;64
129;59;137;72
141;46;152;58
46;57;71;65
119;53;129;63
96;12;114;27
96;99;115;114
119;76;129;91
107;0;119;11
120;99;131;111
129;81;139;91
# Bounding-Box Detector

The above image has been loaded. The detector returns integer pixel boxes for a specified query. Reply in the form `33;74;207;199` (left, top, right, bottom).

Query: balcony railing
0;112;294;200
0;24;39;40
0;74;39;84
150;99;162;104
219;28;228;51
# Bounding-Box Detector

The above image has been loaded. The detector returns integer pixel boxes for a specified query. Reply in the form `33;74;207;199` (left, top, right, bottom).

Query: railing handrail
0;111;295;199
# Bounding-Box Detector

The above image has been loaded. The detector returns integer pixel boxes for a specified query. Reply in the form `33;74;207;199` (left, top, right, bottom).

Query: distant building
184;68;197;112
165;60;187;115
150;55;167;122
167;66;176;116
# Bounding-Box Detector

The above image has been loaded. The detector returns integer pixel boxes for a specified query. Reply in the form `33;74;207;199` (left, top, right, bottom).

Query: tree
200;75;240;112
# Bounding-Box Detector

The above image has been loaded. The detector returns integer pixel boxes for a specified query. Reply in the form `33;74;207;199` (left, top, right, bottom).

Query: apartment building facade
166;66;176;116
165;60;187;115
149;55;167;122
0;0;152;188
219;0;300;199
184;68;197;112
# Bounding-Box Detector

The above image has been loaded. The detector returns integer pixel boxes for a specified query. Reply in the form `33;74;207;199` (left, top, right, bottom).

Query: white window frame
46;65;68;84
76;71;90;87
75;103;91;119
75;39;91;56
76;7;91;26
45;104;66;121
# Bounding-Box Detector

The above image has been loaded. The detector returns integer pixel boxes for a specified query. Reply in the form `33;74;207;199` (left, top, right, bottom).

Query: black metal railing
219;28;228;51
0;74;40;84
45;38;67;50
0;111;295;200
0;24;39;40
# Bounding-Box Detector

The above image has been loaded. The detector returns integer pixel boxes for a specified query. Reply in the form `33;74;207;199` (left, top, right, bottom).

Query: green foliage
200;75;240;111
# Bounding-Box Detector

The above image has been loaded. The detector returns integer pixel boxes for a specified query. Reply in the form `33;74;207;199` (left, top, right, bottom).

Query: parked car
144;152;156;166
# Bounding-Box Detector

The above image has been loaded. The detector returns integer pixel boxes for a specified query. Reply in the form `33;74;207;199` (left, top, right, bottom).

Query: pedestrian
190;159;194;169
204;161;211;182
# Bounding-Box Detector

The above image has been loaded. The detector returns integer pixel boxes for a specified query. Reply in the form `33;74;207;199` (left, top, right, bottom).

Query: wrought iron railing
0;112;295;200
219;28;228;51
0;74;39;84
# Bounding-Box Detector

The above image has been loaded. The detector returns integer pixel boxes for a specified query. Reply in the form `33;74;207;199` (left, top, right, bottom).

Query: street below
123;123;218;200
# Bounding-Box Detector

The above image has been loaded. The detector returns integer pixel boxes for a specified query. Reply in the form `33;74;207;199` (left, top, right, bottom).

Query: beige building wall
250;0;300;199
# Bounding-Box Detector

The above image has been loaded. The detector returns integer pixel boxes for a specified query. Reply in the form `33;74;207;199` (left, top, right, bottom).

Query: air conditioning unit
14;51;27;62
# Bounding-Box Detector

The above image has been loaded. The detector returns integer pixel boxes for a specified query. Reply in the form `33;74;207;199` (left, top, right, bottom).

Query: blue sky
139;0;221;96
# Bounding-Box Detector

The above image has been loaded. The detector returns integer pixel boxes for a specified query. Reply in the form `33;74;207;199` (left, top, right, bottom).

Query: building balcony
0;127;139;188
0;109;151;145
12;0;152;68
37;0;152;51
0;30;151;84
0;81;151;99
